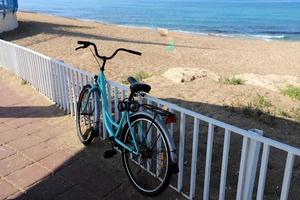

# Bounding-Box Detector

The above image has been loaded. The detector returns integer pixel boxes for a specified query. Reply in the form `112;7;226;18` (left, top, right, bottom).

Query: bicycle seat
128;76;151;93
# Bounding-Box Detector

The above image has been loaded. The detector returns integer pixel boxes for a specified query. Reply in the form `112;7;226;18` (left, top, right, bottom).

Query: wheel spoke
122;116;171;195
150;134;161;151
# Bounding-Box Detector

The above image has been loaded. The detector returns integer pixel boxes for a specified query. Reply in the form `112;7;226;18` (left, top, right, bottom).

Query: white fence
0;39;299;200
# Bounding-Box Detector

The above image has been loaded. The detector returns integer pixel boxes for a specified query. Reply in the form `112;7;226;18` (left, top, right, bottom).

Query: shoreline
6;11;300;78
18;10;300;43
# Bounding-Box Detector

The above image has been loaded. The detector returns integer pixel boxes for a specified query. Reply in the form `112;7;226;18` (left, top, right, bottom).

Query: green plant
223;76;245;85
177;93;185;99
241;105;253;116
290;107;300;122
281;85;300;101
239;94;274;124
252;93;272;109
121;71;151;84
133;71;151;82
278;108;290;118
121;75;129;84
224;104;236;112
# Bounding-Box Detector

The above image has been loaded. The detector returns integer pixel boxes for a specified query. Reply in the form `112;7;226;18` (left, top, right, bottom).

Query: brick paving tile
0;145;16;160
77;170;121;198
0;128;27;145
74;149;107;169
24;116;48;122
7;134;46;151
15;127;37;136
54;124;75;133
18;121;50;135
0;98;24;107
63;145;83;156
57;131;83;148
54;185;97;200
0;117;12;124
45;136;76;152
0;123;13;133
6;164;50;189
56;159;97;185
39;150;77;172
31;126;64;141
0;154;32;176
45;116;70;127
22;142;58;162
23;175;73;200
0;179;19;199
102;182;148;200
5;118;36;129
0;87;14;95
55;120;75;130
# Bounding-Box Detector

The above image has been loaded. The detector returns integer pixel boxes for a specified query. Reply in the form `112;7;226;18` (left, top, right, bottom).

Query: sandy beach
1;10;300;200
1;12;300;146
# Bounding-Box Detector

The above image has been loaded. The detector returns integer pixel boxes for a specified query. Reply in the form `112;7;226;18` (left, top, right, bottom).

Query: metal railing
0;39;299;200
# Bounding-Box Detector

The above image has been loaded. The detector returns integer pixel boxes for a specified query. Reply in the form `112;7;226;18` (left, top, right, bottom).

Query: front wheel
76;85;101;146
121;114;173;196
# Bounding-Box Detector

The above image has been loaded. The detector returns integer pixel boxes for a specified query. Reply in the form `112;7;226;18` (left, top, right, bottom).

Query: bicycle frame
82;71;140;155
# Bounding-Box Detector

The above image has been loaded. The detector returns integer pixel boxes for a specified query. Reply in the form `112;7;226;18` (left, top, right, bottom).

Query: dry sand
1;12;300;146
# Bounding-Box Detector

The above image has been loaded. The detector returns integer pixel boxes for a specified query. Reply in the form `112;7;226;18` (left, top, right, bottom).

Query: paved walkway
0;72;180;200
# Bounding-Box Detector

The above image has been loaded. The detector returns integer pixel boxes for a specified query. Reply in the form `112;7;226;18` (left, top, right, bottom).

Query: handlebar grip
77;41;90;45
126;49;142;56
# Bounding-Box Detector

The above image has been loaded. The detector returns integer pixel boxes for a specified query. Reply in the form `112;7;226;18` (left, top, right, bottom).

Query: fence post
236;129;263;200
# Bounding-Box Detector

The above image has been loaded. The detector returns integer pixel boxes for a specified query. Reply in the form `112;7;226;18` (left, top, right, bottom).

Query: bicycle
75;41;178;196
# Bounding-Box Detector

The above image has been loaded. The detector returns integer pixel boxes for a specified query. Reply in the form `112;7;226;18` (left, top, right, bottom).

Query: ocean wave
206;33;285;40
208;33;235;38
261;31;300;35
172;29;286;40
248;34;285;40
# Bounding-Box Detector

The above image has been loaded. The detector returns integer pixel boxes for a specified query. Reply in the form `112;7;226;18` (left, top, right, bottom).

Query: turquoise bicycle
75;41;178;196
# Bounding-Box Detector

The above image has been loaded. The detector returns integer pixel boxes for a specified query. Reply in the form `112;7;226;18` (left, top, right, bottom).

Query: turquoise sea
18;0;300;40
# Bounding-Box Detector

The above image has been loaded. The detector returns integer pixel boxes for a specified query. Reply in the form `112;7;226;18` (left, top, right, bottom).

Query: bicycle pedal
103;149;117;159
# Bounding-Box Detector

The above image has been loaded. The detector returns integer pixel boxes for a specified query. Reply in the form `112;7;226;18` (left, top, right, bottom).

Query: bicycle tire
76;85;101;146
121;114;173;196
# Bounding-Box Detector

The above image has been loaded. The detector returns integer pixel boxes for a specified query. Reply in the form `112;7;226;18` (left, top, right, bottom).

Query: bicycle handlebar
107;48;141;59
75;41;142;59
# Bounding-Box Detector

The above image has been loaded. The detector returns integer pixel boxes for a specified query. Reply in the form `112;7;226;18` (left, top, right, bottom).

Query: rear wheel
121;114;172;196
76;85;101;146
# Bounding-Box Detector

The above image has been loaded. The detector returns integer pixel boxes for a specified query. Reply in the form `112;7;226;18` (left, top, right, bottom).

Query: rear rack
140;104;175;117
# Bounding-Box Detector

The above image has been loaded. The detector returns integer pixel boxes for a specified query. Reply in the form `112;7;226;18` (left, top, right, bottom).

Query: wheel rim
78;89;97;141
123;118;170;193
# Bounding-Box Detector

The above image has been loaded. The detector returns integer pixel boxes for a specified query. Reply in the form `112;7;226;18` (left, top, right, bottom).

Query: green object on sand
166;40;175;52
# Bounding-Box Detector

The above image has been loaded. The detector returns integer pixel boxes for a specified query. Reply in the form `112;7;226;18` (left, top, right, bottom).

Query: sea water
18;0;300;40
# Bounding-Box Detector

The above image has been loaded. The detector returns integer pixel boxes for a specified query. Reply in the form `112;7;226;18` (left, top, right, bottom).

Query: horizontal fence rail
0;39;299;200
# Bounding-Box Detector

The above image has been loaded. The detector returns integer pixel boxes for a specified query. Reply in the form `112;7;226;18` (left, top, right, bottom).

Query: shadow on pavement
0;105;66;118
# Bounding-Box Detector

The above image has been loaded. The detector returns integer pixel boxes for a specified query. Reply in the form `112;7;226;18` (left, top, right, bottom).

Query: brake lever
75;46;83;51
